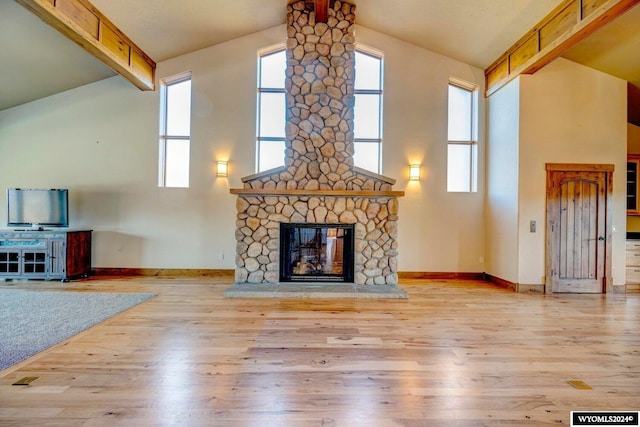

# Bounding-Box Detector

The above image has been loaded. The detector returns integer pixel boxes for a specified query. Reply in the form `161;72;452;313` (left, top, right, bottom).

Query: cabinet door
0;250;21;275
21;250;48;277
49;239;66;278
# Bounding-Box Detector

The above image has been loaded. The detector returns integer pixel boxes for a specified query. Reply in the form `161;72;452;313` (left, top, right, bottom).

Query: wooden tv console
0;229;92;281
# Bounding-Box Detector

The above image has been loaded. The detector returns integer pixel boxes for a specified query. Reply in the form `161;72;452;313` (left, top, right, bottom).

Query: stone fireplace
230;0;404;286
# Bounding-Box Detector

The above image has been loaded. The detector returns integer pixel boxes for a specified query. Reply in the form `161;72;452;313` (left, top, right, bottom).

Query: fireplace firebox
280;223;354;283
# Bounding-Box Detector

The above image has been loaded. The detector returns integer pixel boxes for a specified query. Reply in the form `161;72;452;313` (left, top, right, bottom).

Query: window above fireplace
257;47;286;173
256;45;384;174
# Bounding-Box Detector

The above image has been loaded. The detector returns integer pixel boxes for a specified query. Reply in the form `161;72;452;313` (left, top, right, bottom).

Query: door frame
545;163;614;294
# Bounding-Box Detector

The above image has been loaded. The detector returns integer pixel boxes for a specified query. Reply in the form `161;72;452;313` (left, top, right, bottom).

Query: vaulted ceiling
2;0;639;111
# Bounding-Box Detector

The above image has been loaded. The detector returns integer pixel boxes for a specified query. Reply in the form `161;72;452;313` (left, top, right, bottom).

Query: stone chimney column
284;0;356;191
230;0;404;287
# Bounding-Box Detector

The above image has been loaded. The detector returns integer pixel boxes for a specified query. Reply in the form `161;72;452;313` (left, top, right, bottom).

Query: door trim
545;163;614;294
546;163;614;172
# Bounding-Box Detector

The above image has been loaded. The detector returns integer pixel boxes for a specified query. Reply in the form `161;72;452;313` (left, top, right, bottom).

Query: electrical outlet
218;253;224;260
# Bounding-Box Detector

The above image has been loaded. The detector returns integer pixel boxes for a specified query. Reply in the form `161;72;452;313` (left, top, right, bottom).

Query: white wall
0;24;486;273
356;26;486;273
518;58;627;286
485;58;627;287
485;79;520;283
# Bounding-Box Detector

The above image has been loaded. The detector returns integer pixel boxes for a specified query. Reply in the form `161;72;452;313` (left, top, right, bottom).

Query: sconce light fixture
409;164;421;181
216;160;228;177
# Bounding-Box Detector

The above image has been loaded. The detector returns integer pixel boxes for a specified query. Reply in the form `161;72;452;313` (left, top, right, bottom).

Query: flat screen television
7;188;69;229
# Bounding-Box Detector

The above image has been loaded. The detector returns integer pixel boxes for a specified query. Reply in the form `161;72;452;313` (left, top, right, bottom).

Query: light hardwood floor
0;276;638;426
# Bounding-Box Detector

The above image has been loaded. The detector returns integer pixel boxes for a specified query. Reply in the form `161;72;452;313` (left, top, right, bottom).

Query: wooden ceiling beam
314;0;329;23
484;0;640;97
16;0;156;91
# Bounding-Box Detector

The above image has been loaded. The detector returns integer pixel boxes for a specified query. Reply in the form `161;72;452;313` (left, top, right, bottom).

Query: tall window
159;72;192;188
447;78;478;192
256;46;383;174
353;49;383;174
257;48;286;172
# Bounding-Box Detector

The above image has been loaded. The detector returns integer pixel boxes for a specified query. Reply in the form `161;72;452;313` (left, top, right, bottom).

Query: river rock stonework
232;0;403;286
234;186;399;285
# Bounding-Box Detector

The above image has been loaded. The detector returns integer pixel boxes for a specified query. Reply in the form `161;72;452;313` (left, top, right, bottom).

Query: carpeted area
0;289;155;371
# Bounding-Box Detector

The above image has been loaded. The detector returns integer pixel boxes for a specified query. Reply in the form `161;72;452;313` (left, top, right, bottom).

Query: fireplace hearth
280;223;354;282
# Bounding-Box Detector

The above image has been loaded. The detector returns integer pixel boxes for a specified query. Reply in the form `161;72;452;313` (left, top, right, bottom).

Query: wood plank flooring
0;276;638;426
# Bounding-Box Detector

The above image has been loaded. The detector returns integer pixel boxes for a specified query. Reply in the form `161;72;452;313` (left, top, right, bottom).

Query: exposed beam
16;0;156;91
484;0;640;96
314;0;329;23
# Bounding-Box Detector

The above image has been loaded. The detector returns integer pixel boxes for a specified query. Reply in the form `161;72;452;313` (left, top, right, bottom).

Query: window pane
447;144;471;192
259;92;285;138
354;94;380;139
260;50;286;89
448;85;472;141
354;141;380;173
166;79;192;136
165;139;190;188
355;51;381;90
259;140;285;172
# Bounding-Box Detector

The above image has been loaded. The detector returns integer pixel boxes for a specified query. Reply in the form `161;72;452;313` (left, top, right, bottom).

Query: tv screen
7;188;69;228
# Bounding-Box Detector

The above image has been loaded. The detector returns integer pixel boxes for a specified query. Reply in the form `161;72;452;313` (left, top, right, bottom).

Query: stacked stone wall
243;167;393;191
235;195;399;285
233;0;402;286
268;0;358;191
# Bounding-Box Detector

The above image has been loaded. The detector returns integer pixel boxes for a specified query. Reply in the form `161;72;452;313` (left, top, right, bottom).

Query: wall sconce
216;160;228;177
409;164;421;181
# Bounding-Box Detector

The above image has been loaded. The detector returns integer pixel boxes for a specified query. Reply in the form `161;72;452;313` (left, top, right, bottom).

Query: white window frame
256;45;286;173
447;77;478;193
353;45;384;174
158;71;192;188
255;44;384;174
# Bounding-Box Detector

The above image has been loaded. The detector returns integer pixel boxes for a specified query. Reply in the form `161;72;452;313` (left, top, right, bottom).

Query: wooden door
546;164;613;293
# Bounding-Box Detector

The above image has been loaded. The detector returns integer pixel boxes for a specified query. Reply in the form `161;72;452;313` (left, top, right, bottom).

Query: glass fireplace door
280;223;354;282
